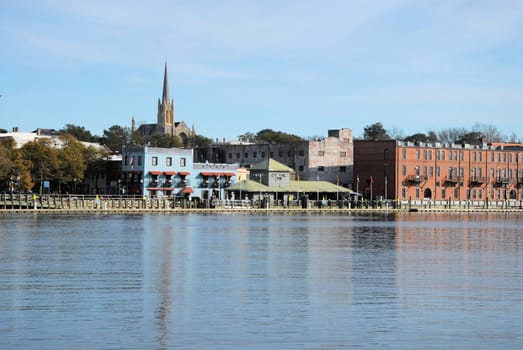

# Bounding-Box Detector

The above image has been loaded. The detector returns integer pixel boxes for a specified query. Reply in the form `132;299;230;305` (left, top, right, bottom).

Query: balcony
444;175;463;185
406;174;426;184
495;177;513;185
470;176;489;185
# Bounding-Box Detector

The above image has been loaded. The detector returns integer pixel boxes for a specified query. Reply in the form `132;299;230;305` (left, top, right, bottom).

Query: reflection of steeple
162;62;169;104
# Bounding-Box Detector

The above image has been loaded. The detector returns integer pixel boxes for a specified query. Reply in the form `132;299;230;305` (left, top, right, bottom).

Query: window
298;150;305;156
402;165;406;176
509;153;512;163
318;166;325;172
423;150;427;160
436;150;440;160
454;188;459;198
402;149;406;159
428;150;432;161
152;156;158;166
261;152;265;158
245;152;248;158
138;156;143;166
340;151;347;157
278;151;283;157
318;151;325;156
287;151;291;157
460;151;464;161
236;153;240;159
442;189;446;199
429;166;433;177
478;189;483;199
491;152;494;162
124;156;129;166
473;152;476;162
384;149;389;160
228;153;232;159
416;149;420;160
436;166;440;176
180;158;186;167
270;152;274;157
299;165;304;171
166;157;172;166
479;152;482;162
449;151;452;160
402;187;406;198
253;152;257;158
340;166;346;172
441;151;445;160
416;188;420;198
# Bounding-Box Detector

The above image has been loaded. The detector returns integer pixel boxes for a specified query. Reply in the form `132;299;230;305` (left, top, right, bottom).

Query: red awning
200;172;218;177
182;187;193;194
178;171;190;176
163;171;176;176
149;171;162;175
223;172;236;177
147;187;175;191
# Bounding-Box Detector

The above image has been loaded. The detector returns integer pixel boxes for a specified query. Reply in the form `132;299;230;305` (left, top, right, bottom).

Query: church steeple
162;62;169;104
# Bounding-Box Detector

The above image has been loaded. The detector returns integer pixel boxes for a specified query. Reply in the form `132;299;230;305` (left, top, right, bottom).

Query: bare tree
472;123;505;143
437;128;466;144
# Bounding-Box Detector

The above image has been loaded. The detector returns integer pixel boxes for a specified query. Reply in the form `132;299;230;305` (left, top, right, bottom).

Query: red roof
163;171;176;176
182;187;193;194
178;171;190;176
149;171;162;175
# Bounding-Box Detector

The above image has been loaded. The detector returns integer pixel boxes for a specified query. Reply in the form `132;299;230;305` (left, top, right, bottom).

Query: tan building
354;140;523;203
205;128;354;187
134;63;194;143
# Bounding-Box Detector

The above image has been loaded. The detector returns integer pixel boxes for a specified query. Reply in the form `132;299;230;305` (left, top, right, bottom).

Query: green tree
404;133;429;143
363;122;390;140
238;132;256;143
102;125;131;152
187;134;213;149
147;134;183;148
20;138;60;193
59;124;95;142
456;131;485;145
55;134;88;193
256;129;303;143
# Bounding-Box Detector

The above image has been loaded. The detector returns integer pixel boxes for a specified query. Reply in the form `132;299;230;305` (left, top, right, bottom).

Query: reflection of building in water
393;213;523;308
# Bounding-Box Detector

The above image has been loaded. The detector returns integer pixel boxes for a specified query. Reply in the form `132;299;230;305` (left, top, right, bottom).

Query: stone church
133;63;194;144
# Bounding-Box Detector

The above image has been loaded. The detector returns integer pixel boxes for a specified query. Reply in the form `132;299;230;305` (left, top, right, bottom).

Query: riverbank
1;206;522;215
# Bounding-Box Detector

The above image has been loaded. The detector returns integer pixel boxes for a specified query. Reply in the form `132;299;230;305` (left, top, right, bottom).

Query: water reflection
1;213;522;349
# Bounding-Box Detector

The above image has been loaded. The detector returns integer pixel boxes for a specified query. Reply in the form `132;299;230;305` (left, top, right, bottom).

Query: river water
1;212;522;349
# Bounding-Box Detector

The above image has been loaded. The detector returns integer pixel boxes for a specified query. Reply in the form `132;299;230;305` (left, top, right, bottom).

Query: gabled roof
250;158;294;172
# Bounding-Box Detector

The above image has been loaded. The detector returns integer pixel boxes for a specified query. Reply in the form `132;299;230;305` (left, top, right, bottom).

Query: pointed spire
162;62;169;104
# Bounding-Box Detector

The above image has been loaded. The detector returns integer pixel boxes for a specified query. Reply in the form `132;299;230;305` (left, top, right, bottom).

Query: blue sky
1;0;522;141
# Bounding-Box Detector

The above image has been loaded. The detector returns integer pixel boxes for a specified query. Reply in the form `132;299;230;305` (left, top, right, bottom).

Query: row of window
227;149;350;160
401;148;523;163
125;155;186;167
402;187;523;200
402;165;523;179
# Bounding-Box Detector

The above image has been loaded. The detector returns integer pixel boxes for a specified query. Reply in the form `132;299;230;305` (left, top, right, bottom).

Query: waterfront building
122;145;238;201
227;158;353;204
354;140;523;202
201;128;354;187
133;63;194;143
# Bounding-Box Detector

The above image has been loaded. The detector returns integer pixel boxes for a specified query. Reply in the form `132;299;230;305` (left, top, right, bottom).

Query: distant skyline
1;1;522;140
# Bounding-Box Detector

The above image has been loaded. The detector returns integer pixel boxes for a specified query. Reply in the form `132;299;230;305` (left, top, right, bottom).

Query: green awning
227;179;354;194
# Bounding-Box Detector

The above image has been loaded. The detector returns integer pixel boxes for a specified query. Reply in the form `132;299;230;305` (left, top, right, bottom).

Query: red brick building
354;140;523;203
